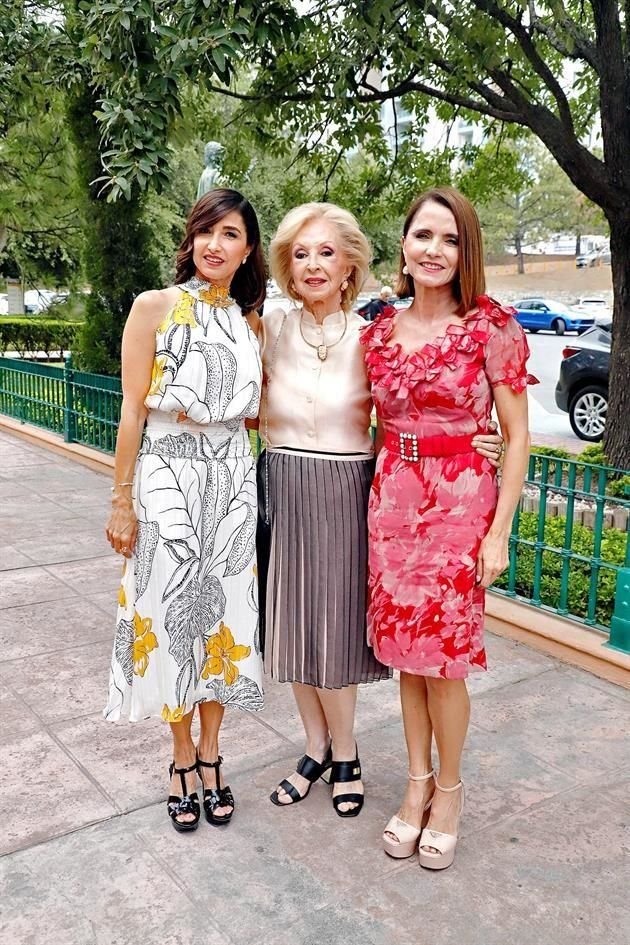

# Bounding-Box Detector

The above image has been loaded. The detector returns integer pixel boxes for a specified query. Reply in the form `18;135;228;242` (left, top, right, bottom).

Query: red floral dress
360;296;538;679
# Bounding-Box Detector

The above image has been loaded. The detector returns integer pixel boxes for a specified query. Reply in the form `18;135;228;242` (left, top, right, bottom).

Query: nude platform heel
382;770;434;859
418;777;465;871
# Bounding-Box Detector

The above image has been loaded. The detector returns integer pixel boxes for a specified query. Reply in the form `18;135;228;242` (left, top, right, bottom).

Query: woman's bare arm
105;290;173;557
475;386;530;588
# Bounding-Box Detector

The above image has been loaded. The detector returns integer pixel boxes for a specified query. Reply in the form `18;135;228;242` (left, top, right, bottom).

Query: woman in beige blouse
250;202;501;817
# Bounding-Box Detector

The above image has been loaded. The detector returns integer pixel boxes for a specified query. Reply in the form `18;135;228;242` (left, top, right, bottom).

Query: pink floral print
361;296;538;679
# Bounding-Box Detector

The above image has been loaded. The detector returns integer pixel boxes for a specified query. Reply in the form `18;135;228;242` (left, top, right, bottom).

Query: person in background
358;285;396;321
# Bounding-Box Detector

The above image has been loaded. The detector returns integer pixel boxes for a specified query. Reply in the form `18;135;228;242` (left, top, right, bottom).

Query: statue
196;141;225;199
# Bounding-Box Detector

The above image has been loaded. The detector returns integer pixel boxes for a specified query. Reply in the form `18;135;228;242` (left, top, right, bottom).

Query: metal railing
0;356;628;652
494;453;629;649
0;356;121;451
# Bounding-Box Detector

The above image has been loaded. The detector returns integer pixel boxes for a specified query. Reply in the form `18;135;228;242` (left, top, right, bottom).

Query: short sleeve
484;314;539;393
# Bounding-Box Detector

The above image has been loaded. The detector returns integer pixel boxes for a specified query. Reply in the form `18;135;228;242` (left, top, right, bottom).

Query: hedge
493;511;626;627
0;318;82;359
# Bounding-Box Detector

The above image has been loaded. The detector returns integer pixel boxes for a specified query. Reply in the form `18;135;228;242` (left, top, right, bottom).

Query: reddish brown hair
175;188;266;312
396;186;486;314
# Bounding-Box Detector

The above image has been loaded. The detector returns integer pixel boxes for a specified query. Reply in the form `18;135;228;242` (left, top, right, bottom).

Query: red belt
383;431;476;460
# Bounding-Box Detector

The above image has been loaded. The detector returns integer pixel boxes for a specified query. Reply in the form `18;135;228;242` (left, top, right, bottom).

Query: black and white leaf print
199;455;231;555
141;457;204;545
165;573;226;666
206;500;248;573
135;521;159;599
213;307;236;344
223;381;259;422
161;555;199;603
164;322;191;367
202;675;263;711
224;504;256;577
164;538;196;565
175;659;195;711
159;383;211;425
197;341;237;416
147;433;199;459
114;617;134;685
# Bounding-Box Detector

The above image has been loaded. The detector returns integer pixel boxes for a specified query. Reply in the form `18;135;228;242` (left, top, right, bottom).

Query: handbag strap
262;309;288;524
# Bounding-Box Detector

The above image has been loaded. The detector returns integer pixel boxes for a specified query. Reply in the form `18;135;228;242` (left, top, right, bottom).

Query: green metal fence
0;355;628;651
0;356;121;451
493;452;629;649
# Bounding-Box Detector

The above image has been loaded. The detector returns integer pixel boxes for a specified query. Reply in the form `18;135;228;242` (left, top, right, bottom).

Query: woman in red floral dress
361;187;535;870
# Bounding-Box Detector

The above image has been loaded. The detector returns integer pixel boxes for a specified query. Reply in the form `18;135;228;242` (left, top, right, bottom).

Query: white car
23;289;68;314
0;294;7;315
571;296;612;325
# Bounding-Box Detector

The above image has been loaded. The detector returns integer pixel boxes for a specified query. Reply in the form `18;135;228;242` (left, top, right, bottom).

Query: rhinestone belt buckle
399;431;419;462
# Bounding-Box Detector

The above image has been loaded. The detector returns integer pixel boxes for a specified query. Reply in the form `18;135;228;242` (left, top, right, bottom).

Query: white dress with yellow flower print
104;277;264;722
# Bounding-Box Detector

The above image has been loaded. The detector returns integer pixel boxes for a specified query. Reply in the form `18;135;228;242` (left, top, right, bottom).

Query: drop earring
341;279;348;291
242;256;248;265
402;264;409;275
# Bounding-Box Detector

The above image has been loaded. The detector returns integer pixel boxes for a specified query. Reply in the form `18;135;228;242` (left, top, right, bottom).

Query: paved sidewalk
0;428;628;945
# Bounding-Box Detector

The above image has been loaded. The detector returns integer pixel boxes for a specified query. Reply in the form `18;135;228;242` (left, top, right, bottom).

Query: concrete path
0;428;628;945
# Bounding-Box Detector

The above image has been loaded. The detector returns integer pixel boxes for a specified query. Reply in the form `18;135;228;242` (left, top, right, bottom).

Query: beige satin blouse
259;306;374;457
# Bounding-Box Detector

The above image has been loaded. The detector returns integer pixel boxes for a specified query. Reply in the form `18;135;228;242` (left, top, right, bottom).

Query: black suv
555;323;610;440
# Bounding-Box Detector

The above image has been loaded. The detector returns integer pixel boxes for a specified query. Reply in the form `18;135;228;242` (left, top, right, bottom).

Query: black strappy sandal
167;760;200;833
270;748;333;807
197;755;235;826
330;750;364;818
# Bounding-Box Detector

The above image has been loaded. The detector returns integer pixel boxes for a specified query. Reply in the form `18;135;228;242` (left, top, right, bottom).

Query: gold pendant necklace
299;309;348;361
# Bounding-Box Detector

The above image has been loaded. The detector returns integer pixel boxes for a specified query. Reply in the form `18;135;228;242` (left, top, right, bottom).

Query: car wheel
529;329;539;334
553;319;566;335
569;385;608;441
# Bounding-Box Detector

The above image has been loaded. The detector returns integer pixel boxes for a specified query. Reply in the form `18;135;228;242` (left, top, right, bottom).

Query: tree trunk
575;233;581;256
603;215;630;468
514;231;525;274
66;84;160;375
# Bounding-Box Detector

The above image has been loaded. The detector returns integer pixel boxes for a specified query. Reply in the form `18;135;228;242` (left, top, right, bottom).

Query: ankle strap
434;778;463;793
197;755;223;770
408;769;434;782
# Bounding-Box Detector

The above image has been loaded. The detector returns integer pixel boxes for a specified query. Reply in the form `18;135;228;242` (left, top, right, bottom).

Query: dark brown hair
175;188;266;312
396;186;486;314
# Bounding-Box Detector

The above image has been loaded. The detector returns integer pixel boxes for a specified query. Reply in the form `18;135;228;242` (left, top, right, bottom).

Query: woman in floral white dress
104;189;265;833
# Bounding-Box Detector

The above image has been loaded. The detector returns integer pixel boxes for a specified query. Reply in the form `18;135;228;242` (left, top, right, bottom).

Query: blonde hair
269;202;372;312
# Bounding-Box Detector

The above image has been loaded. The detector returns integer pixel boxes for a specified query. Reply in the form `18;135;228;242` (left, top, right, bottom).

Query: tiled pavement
0;428;628;945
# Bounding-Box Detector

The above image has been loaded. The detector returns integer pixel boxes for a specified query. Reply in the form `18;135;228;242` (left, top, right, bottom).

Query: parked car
571;296;612;325
0;294;7;315
554;322;610;441
576;250;611;268
511;298;595;335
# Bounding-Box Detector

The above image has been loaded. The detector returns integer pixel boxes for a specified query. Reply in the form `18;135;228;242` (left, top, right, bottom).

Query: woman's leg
197;700;232;817
274;682;330;804
317;685;361;813
169;709;198;824
423;677;470;845
388;673;434;833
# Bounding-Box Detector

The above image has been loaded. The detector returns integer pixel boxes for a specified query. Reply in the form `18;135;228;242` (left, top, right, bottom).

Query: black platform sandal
167;760;200;833
330;751;364;818
197;755;235;826
270;747;332;807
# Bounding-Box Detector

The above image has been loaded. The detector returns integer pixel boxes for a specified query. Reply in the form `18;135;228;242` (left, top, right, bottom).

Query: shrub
0;318;82;359
577;443;608;466
530;445;573;460
494;511;626;627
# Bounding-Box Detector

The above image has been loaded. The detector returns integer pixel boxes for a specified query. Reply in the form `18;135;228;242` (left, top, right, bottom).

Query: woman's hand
475;531;509;588
106;495;138;559
472;419;504;468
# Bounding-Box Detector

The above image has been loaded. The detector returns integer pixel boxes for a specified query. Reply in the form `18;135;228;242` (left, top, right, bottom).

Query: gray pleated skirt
263;451;392;689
